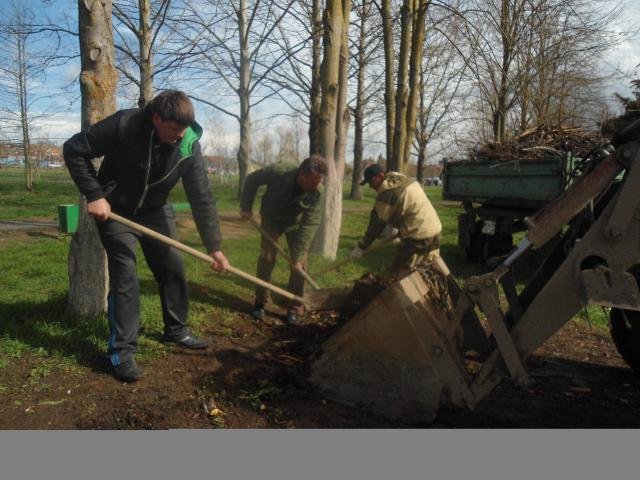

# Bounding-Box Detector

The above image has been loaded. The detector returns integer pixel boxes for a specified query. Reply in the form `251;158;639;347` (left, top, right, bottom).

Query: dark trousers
97;205;189;366
255;217;305;314
390;235;442;276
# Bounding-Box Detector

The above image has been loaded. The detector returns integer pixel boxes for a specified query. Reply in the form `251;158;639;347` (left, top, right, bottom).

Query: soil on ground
2;222;640;429
1;305;639;429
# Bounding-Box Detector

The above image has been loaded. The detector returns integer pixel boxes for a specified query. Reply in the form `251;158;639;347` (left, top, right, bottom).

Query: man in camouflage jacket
352;164;442;276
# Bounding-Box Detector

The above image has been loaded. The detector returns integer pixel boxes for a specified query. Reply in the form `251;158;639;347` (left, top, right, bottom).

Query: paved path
0;220;58;231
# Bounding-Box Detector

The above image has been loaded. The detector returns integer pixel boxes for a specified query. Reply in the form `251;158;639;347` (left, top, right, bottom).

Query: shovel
248;217;320;290
299;234;401;311
311;234;399;277
108;212;305;306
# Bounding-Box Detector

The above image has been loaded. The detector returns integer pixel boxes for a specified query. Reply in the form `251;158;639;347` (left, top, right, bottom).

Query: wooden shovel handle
248;217;320;290
312;234;399;277
108;212;304;304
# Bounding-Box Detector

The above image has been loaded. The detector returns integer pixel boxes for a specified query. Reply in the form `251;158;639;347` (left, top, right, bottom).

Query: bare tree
112;0;174;107
380;0;396;165
312;0;351;259
350;0;374;200
256;132;273;166
173;0;297;198
414;7;467;182
459;0;624;142
0;1;56;191
67;0;118;318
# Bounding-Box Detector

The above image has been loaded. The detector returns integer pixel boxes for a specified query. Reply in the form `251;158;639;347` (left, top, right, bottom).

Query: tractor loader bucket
309;264;478;423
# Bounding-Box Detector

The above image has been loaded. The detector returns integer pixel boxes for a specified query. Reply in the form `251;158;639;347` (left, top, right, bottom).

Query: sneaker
250;305;266;322
162;333;209;349
113;358;142;383
285;313;301;326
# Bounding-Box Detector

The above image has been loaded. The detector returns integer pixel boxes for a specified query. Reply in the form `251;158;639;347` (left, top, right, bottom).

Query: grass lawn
0;166;608;373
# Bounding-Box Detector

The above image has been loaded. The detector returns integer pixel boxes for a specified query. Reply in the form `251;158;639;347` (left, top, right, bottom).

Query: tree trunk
350;0;370;201
236;0;252;198
391;0;413;173
416;61;426;185
138;0;154;107
15;22;33;192
312;0;347;259
381;0;395;167
308;0;323;155
17;32;32;192
68;0;118;318
402;0;428;171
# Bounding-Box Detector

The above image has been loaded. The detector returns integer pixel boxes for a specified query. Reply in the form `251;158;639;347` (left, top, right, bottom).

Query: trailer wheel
489;233;513;256
610;265;640;374
467;231;489;263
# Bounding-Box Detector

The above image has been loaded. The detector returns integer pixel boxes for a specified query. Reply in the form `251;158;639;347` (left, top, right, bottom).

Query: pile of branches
462;125;607;164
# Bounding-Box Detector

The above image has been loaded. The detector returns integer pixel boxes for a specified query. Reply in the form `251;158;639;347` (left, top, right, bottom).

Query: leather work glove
349;246;364;259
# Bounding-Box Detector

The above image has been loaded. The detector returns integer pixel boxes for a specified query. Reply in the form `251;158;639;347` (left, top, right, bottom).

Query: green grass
0;166;611;376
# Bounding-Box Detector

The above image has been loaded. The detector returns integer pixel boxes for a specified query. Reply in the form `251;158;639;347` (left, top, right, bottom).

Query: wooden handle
248;217;320;290
108;212;304;304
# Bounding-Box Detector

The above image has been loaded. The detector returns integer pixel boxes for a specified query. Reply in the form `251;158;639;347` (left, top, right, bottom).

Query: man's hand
87;198;111;222
209;250;230;272
349;246;364;259
291;261;305;273
240;210;253;221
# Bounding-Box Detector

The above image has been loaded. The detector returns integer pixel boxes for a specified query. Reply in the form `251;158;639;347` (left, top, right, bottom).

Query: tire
610;308;640;374
489;233;513;257
466;231;489;263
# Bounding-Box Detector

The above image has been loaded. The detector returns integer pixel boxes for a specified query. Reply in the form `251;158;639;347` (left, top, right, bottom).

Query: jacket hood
378;171;413;193
179;121;202;158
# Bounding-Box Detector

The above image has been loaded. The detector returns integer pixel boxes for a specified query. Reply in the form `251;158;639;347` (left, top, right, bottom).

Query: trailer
442;155;574;262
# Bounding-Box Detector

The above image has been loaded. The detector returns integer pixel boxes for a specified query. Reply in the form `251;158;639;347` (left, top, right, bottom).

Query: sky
3;0;640;159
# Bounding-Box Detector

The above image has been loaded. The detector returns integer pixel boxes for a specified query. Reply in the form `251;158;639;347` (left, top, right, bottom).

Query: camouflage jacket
359;172;442;249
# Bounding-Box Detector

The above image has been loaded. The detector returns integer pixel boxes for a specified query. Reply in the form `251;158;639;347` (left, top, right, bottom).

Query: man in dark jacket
240;155;326;325
64;90;229;382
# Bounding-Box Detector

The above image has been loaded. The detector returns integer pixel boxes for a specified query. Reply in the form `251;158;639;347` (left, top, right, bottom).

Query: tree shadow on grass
0;292;110;375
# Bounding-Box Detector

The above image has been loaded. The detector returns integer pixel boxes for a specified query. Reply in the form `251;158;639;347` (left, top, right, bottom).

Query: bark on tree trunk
308;0;323;155
68;0;118;318
312;0;348;259
350;0;369;201
138;0;154;107
16;32;33;192
391;0;413;173
236;0;252;199
381;0;395;167
402;0;428;170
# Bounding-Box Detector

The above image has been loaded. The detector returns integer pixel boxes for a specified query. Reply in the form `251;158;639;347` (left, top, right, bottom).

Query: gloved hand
349;246;365;259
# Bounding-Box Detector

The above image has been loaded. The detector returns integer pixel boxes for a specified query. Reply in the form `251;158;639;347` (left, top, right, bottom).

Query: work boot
162;333;209;349
250;304;266;322
113;358;143;383
285;312;301;326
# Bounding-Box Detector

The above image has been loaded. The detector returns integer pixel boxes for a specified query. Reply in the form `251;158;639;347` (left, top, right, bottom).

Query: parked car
424;176;441;186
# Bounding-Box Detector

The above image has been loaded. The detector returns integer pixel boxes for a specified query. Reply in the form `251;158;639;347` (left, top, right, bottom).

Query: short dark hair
149;90;195;126
299;154;327;176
